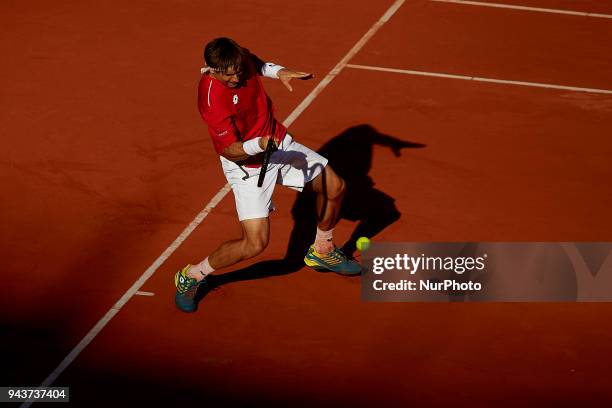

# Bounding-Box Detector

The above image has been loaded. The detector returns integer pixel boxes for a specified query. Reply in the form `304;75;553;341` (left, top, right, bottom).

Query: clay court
2;0;612;406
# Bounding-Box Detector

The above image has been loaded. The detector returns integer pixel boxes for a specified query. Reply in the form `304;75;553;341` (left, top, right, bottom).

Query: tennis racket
257;136;277;187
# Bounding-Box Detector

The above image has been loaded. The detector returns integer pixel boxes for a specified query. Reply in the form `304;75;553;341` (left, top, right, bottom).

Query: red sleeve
203;110;238;154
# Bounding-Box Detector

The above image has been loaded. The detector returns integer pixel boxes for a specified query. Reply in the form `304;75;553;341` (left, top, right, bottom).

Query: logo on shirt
233;95;238;105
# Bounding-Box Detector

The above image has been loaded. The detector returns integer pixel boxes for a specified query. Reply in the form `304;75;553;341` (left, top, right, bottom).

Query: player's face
214;65;244;88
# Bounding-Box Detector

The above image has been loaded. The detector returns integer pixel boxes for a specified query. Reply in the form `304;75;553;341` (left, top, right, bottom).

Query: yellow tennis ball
356;237;370;252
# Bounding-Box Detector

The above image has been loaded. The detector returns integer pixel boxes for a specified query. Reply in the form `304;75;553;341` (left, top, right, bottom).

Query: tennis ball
356;237;370;252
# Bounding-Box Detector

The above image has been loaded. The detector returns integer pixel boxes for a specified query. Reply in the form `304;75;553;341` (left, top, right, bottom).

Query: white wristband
242;138;264;156
261;62;285;78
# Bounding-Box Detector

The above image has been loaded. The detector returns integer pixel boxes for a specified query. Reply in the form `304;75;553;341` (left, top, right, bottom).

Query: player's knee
327;173;346;201
242;237;268;258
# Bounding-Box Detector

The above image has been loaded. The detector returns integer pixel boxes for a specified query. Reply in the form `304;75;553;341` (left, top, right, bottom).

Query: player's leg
204;217;270;272
174;151;278;312
174;217;269;312
302;165;361;275
271;134;361;275
309;165;345;252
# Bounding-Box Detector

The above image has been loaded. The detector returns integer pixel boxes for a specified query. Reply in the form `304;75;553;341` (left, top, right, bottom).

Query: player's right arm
221;136;275;162
202;106;275;162
220;141;257;162
220;142;249;162
204;110;271;162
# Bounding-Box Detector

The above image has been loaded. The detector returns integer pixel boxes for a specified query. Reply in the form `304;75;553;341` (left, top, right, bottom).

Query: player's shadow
198;124;425;296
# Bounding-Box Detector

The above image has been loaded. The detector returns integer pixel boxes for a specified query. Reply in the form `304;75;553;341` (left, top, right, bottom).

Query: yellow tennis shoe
304;245;362;275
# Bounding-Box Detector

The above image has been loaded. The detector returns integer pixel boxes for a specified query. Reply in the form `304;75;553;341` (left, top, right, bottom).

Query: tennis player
174;37;361;312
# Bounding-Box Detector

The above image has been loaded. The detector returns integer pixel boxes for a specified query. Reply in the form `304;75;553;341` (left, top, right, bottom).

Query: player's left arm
250;53;312;92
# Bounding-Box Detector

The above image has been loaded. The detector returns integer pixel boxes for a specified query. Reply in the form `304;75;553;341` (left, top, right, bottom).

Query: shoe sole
304;256;362;276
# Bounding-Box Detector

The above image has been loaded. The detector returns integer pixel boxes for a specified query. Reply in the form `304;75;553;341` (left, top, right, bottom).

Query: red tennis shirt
197;55;287;161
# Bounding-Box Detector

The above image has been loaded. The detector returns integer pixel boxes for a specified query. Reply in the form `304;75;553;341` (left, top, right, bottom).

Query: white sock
188;257;215;281
314;227;334;254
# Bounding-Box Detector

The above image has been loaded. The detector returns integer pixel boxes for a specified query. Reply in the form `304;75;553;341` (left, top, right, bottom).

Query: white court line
135;291;155;296
23;1;407;405
284;0;406;127
429;0;612;19
346;64;612;94
20;183;231;408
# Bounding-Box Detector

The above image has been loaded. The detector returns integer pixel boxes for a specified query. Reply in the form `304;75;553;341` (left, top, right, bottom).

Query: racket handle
257;138;276;187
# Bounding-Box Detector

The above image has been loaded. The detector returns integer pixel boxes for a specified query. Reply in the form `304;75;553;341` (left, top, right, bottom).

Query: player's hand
278;68;313;92
259;135;280;150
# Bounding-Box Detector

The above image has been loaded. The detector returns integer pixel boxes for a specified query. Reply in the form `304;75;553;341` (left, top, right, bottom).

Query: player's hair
204;37;245;73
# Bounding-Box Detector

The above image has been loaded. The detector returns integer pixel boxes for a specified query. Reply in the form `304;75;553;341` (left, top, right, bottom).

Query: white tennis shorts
220;133;328;221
